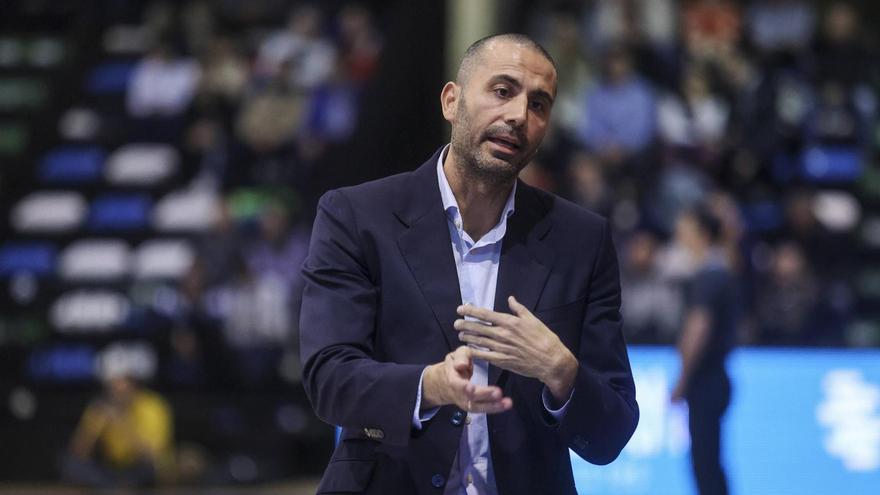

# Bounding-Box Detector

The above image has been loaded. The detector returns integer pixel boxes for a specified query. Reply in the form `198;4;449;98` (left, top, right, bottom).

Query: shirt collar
436;144;516;245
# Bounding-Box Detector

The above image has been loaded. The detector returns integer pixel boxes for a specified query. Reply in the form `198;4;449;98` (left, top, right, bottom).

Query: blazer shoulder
320;169;414;212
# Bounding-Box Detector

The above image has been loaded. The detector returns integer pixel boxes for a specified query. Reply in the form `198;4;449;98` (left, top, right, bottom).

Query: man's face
443;40;556;183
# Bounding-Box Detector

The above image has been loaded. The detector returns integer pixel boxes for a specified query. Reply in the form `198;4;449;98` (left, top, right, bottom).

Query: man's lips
486;135;522;152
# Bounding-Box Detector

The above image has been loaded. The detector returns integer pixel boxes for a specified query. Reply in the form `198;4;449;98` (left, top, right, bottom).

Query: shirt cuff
542;385;574;421
413;367;440;430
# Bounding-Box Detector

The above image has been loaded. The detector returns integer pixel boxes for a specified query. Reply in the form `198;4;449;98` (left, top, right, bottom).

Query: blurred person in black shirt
671;206;740;495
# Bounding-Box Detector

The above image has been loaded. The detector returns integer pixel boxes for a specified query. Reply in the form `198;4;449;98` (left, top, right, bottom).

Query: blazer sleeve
544;219;639;465
299;189;424;447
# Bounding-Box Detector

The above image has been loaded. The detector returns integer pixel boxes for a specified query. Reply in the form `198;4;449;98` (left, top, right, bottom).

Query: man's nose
504;93;528;128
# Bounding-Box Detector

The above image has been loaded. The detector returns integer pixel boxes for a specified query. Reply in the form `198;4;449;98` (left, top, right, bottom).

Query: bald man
300;33;638;494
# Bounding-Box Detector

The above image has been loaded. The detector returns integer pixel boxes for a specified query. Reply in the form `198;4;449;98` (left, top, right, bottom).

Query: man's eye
530;100;545;112
494;87;510;98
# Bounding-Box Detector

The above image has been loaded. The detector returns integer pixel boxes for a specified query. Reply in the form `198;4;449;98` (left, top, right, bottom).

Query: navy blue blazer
300;148;638;494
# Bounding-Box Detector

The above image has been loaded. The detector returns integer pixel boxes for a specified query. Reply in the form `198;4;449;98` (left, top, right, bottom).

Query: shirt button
431;473;445;488
467;473;473;484
451;410;464;426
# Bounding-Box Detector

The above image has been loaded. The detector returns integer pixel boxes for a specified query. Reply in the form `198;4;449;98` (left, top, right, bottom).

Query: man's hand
421;345;513;413
455;296;579;403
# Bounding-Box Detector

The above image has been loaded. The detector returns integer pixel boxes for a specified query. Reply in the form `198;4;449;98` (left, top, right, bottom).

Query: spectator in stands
197;200;244;287
671;206;740;495
746;0;816;56
681;0;742;63
245;200;310;292
782;189;845;277
539;11;595;135
577;45;656;168
565;151;615;218
657;64;730;166
583;0;679;89
234;62;305;185
255;4;336;90
754;241;819;344
813;2;873;90
195;36;249;114
584;0;677;52
621;230;684;344
203;252;292;388
805;80;866;148
126;41;201;118
62;354;174;487
337;2;382;84
298;58;361;162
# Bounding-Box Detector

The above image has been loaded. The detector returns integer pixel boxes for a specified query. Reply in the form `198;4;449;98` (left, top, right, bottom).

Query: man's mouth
486;135;522;153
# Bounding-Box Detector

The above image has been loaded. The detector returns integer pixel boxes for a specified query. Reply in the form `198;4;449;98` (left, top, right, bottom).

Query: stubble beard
450;98;525;189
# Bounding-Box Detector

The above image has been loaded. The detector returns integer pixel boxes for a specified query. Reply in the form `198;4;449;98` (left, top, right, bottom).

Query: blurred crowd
109;0;382;392
522;0;880;348
4;0;880;486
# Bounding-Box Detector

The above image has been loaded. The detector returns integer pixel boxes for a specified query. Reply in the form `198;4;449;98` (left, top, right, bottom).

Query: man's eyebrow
488;73;554;104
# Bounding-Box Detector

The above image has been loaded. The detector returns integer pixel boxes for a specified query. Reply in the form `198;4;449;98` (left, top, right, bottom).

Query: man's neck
443;149;515;241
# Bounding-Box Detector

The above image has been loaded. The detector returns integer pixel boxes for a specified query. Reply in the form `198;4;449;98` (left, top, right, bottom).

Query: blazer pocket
534;296;587;325
316;458;376;493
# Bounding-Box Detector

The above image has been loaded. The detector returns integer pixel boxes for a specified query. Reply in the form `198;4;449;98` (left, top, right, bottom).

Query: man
671;208;740;495
300;33;638;494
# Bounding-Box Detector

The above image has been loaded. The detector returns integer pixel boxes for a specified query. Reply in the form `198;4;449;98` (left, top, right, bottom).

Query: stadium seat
0;37;25;68
58;108;101;141
813;191;861;232
105;143;179;186
801;146;863;183
102;25;152;55
96;341;157;381
50;290;130;332
0;242;56;277
0;77;49;111
26;345;96;383
11;191;87;233
87;194;151;231
740;200;784;233
26;36;65;68
133;239;194;279
39;146;105;184
0;121;28;156
153;187;219;232
58;239;131;281
85;61;135;95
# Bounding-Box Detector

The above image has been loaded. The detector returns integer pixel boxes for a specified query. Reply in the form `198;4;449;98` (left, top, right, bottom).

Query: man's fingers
456;304;509;326
468;397;513;414
449;346;473;372
469;348;508;365
467;385;502;402
507;295;532;318
454;319;496;337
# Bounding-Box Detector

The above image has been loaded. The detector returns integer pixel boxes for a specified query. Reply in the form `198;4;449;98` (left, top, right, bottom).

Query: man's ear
440;82;459;123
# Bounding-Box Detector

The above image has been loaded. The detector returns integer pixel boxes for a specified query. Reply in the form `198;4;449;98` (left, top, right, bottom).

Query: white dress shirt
411;145;572;494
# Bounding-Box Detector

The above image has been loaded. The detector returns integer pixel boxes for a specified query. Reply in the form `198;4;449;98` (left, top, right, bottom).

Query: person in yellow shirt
63;372;174;487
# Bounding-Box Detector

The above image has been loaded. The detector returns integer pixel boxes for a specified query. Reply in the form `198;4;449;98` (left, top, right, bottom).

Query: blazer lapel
396;150;462;351
489;183;554;385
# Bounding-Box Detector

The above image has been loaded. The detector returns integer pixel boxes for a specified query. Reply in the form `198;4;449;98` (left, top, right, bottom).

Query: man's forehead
478;40;554;75
467;40;556;92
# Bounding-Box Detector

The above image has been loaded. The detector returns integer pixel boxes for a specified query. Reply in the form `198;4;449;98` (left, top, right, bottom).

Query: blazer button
450;410;465;426
431;473;445;488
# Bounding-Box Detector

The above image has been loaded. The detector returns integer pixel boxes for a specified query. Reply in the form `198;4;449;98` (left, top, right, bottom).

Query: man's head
675;206;722;257
441;34;557;185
